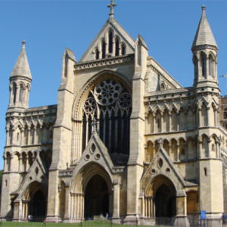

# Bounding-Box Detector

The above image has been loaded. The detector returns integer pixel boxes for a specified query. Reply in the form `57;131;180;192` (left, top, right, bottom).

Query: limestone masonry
1;2;227;227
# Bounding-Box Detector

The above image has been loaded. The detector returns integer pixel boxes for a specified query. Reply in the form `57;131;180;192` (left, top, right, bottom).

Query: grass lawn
0;220;169;227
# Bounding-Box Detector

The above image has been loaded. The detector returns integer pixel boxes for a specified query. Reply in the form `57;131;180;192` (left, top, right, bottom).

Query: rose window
94;79;122;106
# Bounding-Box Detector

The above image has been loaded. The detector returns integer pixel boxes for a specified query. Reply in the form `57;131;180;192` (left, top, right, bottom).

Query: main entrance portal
28;190;47;221
154;184;176;217
84;174;109;218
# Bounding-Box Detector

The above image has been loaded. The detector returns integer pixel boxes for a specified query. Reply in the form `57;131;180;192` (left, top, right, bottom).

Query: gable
141;140;186;191
12;153;47;201
80;18;135;62
72;132;115;179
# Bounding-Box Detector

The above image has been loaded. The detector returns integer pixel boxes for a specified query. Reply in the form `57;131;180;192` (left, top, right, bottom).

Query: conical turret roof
10;41;32;79
192;6;217;50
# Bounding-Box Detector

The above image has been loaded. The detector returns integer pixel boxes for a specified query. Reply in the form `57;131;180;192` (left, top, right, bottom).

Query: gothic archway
28;190;46;221
84;174;109;219
154;184;176;217
23;182;47;222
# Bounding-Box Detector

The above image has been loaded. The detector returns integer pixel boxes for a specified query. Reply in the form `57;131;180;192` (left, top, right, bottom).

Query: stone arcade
1;2;227;227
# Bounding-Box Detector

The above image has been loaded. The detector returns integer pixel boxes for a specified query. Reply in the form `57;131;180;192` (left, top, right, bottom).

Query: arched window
115;36;120;56
95;48;100;60
193;55;198;80
200;52;206;78
9;129;13;145
13;83;17;104
101;39;106;59
108;30;113;54
19;84;24;103
121;43;126;55
209;54;214;77
6;153;11;172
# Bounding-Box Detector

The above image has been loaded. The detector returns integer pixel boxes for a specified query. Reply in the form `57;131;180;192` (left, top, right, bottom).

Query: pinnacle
192;6;217;50
10;41;32;79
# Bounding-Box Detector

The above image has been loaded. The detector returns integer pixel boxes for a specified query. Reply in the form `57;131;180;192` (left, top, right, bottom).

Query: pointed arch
70;162;113;220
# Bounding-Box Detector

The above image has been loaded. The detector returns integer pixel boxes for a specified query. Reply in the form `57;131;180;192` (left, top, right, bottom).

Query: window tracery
82;78;131;160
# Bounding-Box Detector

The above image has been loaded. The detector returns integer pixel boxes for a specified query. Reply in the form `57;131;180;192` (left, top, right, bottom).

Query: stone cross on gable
108;0;117;18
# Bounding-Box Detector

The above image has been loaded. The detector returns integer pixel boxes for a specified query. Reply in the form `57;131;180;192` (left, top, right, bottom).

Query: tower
1;41;32;219
192;7;223;220
8;41;32;110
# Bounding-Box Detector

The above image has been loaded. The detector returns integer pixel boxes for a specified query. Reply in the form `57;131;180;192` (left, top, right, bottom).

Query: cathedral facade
1;3;227;227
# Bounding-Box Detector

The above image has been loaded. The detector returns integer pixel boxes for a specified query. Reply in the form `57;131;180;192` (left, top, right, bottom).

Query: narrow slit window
121;43;126;55
95;48;100;60
108;30;113;53
115;37;119;56
101;40;106;59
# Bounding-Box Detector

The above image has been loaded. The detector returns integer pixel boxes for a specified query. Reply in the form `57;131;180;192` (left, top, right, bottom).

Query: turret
8;41;32;110
192;6;218;89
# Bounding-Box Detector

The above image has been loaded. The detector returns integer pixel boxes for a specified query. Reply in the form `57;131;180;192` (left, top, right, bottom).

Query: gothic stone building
1;4;227;227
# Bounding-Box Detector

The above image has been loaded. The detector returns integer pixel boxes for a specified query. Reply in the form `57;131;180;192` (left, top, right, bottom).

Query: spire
10;41;32;79
108;0;117;18
192;6;217;50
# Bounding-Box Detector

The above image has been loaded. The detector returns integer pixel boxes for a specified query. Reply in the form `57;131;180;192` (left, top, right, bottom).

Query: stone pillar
112;179;120;220
64;186;70;221
174;190;189;227
45;170;60;223
168;113;172;132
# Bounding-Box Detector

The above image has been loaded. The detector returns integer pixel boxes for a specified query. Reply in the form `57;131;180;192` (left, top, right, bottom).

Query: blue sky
0;0;227;169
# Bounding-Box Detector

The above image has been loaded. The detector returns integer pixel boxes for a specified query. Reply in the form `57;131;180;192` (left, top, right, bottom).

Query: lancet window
82;78;131;156
101;39;106;59
108;30;113;53
121;43;126;55
209;54;215;77
200;52;206;78
13;83;17;104
115;37;120;56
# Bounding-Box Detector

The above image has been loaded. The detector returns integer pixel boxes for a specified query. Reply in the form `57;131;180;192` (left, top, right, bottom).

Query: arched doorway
154;184;176;217
84;174;109;219
146;175;176;218
28;189;46;221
